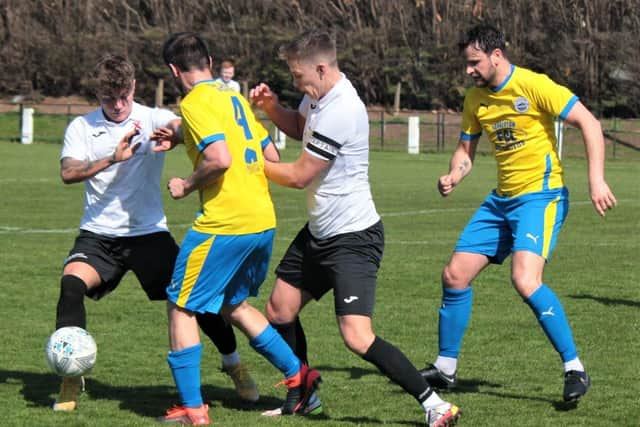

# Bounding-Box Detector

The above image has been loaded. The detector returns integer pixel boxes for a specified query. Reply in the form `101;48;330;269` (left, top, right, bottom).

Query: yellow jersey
180;80;276;234
461;65;578;197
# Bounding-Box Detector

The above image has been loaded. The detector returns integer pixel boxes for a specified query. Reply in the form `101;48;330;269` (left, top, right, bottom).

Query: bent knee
442;264;470;288
339;323;375;356
265;299;295;324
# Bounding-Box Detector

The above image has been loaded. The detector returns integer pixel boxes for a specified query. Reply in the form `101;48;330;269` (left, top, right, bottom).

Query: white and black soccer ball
45;326;97;377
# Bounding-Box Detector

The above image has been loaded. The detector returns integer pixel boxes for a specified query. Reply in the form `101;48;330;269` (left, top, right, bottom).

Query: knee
442;264;468;289
510;274;541;298
342;334;374;356
340;324;374;356
223;301;248;324
265;298;296;325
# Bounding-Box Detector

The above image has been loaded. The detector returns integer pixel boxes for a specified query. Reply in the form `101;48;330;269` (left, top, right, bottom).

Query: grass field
0;141;638;426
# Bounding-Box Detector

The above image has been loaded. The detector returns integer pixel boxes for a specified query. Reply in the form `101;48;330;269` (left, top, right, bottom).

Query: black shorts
275;220;384;317
64;230;178;301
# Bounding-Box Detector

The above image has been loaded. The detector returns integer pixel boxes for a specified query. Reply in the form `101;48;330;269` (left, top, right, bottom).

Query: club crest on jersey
514;96;529;113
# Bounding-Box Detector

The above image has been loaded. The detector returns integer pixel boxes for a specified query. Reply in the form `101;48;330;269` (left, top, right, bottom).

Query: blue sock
438;287;473;358
167;343;203;407
525;284;578;362
250;324;301;378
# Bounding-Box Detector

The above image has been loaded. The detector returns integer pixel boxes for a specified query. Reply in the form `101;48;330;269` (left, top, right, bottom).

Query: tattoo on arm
457;159;470;174
61;157;105;179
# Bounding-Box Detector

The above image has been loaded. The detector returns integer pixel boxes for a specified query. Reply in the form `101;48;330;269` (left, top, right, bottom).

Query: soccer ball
45;326;97;377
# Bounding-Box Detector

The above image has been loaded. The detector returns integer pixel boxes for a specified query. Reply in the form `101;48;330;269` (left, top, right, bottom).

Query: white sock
421;391;446;410
222;351;240;368
563;358;584;373
434;356;458;376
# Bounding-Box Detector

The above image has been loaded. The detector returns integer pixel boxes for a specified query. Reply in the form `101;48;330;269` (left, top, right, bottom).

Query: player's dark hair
279;29;337;65
92;54;134;99
162;32;211;71
458;24;506;54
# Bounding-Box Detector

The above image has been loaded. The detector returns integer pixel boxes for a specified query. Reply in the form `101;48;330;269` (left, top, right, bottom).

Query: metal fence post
380;110;385;151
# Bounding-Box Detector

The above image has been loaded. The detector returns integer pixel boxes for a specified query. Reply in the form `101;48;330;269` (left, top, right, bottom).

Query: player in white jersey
250;30;460;427
52;54;257;413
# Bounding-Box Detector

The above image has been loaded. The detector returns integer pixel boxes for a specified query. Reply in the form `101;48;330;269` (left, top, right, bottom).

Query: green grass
0;141;638;426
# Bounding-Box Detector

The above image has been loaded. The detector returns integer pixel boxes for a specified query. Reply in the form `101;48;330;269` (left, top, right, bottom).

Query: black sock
196;312;237;355
55;275;87;330
362;336;432;403
272;316;308;365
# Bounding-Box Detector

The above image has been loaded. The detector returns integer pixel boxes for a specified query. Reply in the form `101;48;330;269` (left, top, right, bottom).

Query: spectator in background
214;59;241;92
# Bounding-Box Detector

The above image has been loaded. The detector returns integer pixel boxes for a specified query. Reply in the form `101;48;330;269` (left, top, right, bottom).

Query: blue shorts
455;188;569;264
167;228;275;314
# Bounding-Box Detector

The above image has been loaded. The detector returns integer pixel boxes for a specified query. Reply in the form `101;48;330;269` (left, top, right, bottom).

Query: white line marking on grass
0;199;635;235
0;178;57;183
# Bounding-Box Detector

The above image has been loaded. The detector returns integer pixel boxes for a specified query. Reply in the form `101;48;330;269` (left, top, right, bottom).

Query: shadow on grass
2;367;583;424
568;294;640;308
313;364;379;380
0;368;412;425
0;369;289;417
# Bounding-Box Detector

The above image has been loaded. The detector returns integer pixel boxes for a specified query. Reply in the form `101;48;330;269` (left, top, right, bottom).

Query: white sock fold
434;356;458;376
563;357;584;373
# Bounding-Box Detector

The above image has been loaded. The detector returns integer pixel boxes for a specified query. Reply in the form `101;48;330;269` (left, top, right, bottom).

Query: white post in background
21;107;34;144
274;127;286;150
408;116;420;154
554;117;564;159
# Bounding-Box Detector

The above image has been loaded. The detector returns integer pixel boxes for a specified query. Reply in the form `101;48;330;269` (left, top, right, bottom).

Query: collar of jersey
97;101;143;126
193;79;216;88
490;64;516;93
313;72;347;109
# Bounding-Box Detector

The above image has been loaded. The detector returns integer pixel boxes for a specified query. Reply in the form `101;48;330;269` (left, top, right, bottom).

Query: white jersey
213;77;241;92
299;74;380;239
61;102;178;237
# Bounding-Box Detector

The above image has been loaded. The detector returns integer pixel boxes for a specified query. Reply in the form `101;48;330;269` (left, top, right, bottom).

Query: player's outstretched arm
564;101;617;216
438;138;477;197
264;151;328;189
60;127;140;184
152;118;183;152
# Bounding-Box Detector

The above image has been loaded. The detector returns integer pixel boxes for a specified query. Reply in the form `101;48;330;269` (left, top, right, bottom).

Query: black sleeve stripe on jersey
311;131;342;148
306;143;336;161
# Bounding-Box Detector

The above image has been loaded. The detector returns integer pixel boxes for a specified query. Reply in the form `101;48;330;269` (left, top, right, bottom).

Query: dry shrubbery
1;0;639;116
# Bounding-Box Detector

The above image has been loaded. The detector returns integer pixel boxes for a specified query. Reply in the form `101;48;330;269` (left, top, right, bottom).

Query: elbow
219;156;232;170
60;171;77;185
592;118;603;134
211;151;232;171
291;175;312;189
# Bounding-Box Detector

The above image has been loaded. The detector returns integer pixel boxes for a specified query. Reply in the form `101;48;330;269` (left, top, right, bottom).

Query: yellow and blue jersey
461;65;578;197
180;80;275;234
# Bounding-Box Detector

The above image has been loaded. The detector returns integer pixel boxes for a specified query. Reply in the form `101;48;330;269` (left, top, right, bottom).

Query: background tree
0;0;638;116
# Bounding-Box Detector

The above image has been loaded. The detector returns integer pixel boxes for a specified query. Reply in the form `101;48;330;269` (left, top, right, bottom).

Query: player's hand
437;174;457;197
590;180;617;216
151;127;179;152
112;124;141;163
249;83;278;110
167;177;188;199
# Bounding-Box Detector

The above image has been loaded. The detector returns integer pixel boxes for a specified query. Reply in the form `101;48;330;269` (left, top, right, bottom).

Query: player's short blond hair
92;54;135;99
279;30;337;66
